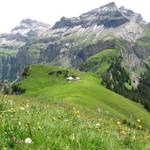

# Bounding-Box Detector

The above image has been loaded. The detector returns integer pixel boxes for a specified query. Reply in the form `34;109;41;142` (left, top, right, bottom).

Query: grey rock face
0;55;19;79
53;2;143;29
11;19;51;35
119;7;143;23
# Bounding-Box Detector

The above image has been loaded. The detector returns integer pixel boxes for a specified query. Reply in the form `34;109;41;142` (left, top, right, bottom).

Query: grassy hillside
1;95;150;149
18;65;150;126
80;49;118;74
1;64;150;149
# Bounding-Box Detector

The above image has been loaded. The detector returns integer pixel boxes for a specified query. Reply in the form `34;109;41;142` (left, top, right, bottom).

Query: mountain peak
11;18;50;35
53;2;143;29
53;2;122;29
100;2;117;8
20;18;50;28
21;18;37;25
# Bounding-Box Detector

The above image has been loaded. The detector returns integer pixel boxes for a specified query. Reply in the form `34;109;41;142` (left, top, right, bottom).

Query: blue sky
0;0;149;33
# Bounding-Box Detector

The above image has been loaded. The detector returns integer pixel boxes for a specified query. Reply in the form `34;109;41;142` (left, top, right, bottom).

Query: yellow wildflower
20;107;25;110
95;123;101;130
26;104;29;108
74;110;80;115
131;136;136;140
138;125;142;129
96;123;101;127
121;130;126;135
117;121;121;125
137;119;141;123
11;108;16;112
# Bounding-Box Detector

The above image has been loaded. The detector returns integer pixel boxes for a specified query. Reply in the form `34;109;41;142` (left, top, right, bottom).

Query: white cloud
0;0;150;33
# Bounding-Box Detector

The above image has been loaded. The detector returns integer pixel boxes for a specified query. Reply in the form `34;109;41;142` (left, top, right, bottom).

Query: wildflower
95;123;101;130
11;108;16;112
18;121;21;126
96;123;101;127
146;135;150;140
131;136;136;140
24;137;32;144
26;104;29;108
20;107;25;110
138;125;142;129
137;119;141;123
121;130;126;135
117;121;121;126
74;110;80;115
26;110;29;114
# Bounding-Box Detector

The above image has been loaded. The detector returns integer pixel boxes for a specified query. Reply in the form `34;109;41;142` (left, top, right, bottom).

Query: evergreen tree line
101;56;150;111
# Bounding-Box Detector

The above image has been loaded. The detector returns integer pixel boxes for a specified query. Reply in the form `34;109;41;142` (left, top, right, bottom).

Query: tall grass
0;95;150;150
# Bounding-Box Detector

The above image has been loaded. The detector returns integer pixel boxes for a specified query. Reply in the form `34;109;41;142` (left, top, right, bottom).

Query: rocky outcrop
0;55;19;79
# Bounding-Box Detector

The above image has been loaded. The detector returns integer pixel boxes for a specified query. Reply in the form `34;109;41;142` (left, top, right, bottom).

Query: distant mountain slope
0;2;146;80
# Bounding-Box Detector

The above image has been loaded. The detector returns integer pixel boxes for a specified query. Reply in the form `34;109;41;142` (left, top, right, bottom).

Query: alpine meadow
0;1;150;150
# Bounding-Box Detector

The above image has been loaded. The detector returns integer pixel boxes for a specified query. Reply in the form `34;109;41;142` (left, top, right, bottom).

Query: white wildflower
24;137;32;144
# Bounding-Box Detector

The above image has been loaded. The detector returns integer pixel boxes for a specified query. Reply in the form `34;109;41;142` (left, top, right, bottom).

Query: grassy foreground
0;64;150;149
0;95;150;150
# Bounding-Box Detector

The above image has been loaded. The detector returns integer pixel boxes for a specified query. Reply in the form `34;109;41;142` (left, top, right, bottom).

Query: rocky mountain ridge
53;2;143;29
0;2;149;80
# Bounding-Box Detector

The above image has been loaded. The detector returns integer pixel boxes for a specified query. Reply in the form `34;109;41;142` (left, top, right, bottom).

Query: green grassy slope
1;95;150;149
18;64;150;126
1;64;150;149
81;49;118;74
